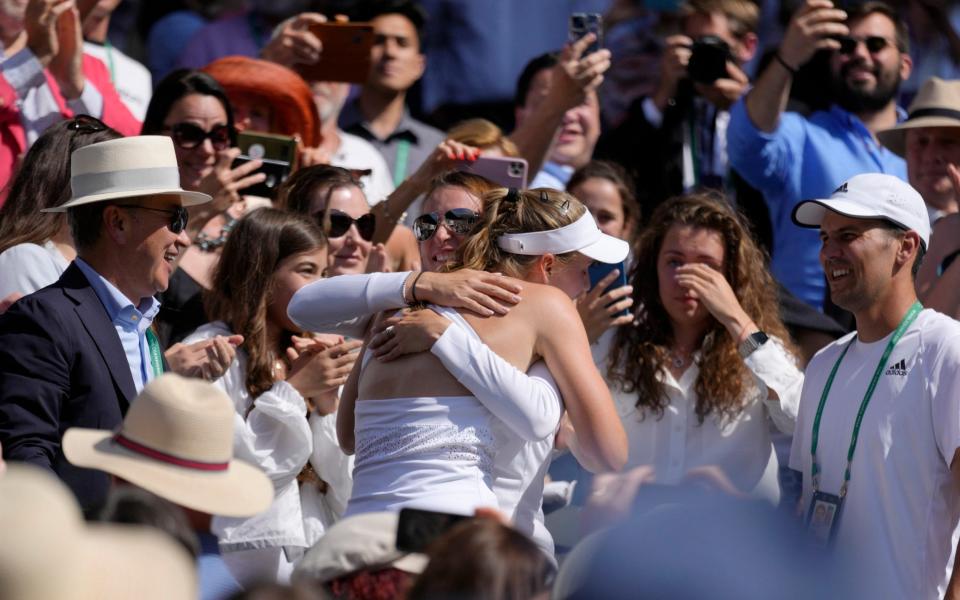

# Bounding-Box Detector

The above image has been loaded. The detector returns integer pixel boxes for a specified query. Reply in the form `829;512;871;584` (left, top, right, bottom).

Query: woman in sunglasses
142;69;270;347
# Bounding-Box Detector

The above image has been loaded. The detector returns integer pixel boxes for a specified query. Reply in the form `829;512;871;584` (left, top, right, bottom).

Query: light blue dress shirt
531;161;575;191
727;100;907;310
75;258;161;394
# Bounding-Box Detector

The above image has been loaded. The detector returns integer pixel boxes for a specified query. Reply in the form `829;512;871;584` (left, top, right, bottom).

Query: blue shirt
531;161;574;190
74;258;161;393
197;532;243;600
727;100;907;309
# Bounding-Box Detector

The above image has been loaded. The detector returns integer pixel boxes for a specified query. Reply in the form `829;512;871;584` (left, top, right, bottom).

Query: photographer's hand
652;35;693;112
694;60;750;111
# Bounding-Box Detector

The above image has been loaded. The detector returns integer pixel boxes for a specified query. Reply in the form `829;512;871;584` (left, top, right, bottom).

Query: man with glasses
0;135;210;511
727;0;912;313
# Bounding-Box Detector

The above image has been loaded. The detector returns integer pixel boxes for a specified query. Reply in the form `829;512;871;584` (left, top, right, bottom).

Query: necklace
668;346;695;370
195;213;239;252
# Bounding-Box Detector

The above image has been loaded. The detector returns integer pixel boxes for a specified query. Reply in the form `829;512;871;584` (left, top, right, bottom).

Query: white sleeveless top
345;391;499;516
436;307;559;557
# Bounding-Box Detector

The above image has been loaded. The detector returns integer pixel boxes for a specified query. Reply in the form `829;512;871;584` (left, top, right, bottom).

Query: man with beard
789;173;960;599
727;0;912;312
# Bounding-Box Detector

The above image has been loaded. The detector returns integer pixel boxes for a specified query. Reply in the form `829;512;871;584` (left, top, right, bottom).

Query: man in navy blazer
0;136;210;511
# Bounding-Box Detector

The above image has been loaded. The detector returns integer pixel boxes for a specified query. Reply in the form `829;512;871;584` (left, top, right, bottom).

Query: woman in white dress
605;193;803;500
335;187;629;519
184;208;358;584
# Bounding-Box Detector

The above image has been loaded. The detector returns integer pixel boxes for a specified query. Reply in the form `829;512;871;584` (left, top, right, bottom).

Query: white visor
496;211;630;264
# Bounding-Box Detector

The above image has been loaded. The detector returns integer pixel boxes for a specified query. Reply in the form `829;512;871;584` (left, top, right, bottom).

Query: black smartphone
569;13;603;54
230;155;290;199
687;35;732;84
588;260;629;318
395;507;470;553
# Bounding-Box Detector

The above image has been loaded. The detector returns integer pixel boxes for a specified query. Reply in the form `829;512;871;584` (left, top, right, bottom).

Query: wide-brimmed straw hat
877;77;960;157
0;464;196;600
43;136;211;212
64;373;273;518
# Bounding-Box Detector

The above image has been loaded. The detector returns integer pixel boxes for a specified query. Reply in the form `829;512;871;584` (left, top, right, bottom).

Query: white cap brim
578;234;631;264
793;198;914;232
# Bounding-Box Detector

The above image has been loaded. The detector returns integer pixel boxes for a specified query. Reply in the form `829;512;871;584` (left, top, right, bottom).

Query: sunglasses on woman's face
835;35;891;56
115;205;189;234
166;122;234;150
413;208;479;242
317;209;376;241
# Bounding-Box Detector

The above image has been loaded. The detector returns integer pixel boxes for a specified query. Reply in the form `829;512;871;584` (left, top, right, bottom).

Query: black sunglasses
67;114;107;133
835;35;891;55
318;209;376;241
166;122;234;150
115;205;189;234
413;208;479;242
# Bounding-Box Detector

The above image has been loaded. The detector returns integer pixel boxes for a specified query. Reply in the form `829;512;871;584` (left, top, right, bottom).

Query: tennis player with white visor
788;173;960;599
288;187;629;562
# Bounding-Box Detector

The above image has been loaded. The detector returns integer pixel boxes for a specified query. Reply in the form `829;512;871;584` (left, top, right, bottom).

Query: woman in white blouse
184;208;359;584
605;193;803;501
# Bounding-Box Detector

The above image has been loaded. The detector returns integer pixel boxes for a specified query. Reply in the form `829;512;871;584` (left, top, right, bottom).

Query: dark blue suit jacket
0;262;137;511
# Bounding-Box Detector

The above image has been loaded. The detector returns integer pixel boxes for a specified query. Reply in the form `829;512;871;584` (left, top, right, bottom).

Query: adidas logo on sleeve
885;358;908;377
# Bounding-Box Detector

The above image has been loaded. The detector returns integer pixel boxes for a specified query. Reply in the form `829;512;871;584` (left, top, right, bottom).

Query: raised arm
535;287;628;472
744;0;847;132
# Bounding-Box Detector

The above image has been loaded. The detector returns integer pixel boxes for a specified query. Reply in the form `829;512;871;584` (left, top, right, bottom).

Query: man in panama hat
0;135;210;511
878;76;960;222
878;77;960;317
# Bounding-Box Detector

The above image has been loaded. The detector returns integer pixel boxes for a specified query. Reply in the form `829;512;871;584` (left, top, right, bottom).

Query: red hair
202;55;321;148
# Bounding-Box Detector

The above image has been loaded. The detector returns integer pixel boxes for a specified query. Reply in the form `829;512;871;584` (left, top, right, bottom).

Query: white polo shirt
790;309;960;599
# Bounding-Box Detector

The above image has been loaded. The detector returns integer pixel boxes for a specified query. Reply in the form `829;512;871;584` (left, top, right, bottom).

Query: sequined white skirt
345;396;499;517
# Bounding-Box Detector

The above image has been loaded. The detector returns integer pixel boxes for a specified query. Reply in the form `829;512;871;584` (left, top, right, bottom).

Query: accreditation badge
805;491;843;548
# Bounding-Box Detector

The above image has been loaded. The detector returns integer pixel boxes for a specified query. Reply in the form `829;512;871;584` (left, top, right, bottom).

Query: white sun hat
43;135;211;213
0;464;197;600
791;173;930;248
63;373;273;518
497;208;630;264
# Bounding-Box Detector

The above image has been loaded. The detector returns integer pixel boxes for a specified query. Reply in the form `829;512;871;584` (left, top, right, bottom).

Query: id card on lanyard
805;301;922;547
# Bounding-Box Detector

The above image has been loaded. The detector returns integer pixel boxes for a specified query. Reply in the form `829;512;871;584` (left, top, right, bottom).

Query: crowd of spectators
3;0;960;598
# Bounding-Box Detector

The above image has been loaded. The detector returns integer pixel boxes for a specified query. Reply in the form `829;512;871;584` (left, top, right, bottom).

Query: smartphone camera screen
570;13;603;54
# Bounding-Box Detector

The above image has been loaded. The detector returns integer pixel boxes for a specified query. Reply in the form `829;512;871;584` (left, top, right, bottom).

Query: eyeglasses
835;35;893;55
165;122;234;150
115;205;189;234
317;209;376;241
413;208;479;242
67;114;107;133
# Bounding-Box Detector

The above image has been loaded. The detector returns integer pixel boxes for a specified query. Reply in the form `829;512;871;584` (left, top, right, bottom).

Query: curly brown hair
607;193;794;423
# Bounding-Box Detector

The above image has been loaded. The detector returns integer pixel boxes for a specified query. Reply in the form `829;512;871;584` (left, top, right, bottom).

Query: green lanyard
145;328;164;379
103;39;116;84
393;139;410;187
810;301;922;496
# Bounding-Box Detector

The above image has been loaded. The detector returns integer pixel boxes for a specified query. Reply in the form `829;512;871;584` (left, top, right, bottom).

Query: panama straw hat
63;373;273;518
0;464;197;600
877;77;960;157
43;135;211;213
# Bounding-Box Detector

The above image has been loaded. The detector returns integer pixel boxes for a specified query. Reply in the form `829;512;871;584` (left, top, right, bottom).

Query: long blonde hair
447;187;585;276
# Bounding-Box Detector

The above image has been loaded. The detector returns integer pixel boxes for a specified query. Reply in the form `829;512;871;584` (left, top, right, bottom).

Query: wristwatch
738;331;769;359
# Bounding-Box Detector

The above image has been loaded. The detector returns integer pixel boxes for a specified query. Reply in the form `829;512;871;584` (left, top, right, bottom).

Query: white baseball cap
791;173;930;248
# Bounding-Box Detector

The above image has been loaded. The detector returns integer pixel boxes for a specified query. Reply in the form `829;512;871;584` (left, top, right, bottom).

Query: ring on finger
384;325;396;336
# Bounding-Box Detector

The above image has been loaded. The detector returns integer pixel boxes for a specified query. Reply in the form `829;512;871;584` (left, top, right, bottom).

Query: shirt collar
74;258;160;325
342;99;420;143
